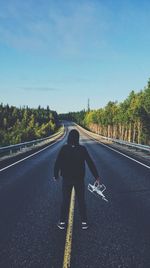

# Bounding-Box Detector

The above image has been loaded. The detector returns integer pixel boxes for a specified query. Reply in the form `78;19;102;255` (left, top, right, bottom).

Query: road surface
0;123;150;268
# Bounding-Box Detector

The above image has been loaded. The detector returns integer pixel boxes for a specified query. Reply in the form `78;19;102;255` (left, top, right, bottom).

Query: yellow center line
63;187;75;268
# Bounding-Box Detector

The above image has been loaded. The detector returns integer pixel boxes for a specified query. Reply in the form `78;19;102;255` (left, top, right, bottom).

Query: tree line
0;104;59;146
60;79;150;145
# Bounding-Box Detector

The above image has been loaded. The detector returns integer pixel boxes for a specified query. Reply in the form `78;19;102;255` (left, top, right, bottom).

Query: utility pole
87;98;90;112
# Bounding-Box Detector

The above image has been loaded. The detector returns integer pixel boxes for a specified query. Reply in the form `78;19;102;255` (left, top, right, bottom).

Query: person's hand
53;176;58;181
95;177;100;186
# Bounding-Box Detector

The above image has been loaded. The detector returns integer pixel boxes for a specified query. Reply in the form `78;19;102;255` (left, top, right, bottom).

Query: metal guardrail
76;124;150;153
0;126;64;157
105;137;150;152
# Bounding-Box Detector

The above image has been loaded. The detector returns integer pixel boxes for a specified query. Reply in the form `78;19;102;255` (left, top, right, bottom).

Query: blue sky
0;0;150;113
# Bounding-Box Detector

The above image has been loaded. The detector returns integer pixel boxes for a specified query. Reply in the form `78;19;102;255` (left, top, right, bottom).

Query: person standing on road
53;129;100;230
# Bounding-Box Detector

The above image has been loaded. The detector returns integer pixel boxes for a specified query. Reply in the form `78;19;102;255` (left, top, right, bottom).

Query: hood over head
67;129;80;146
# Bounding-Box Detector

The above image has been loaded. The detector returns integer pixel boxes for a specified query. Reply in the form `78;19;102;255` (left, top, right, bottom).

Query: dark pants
60;179;87;222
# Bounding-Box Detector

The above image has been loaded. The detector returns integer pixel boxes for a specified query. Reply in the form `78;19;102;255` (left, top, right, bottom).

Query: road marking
96;139;150;170
63;187;75;268
79;128;150;170
0;133;66;173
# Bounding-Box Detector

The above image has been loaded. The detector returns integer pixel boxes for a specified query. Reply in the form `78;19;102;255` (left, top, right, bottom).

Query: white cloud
1;0;150;61
0;1;111;59
22;86;59;91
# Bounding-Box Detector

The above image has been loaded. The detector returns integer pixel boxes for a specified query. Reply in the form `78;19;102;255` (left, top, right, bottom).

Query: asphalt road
0;124;150;268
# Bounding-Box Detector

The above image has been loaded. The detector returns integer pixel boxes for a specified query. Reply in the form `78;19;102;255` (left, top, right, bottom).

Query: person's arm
53;147;64;180
84;147;101;183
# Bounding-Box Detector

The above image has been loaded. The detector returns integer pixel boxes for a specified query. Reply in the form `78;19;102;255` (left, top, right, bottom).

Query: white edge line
99;141;150;169
0;133;66;173
80;129;150;170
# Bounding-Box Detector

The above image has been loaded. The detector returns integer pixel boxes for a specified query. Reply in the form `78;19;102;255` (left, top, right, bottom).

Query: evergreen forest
1;80;150;147
0;105;58;146
60;79;150;145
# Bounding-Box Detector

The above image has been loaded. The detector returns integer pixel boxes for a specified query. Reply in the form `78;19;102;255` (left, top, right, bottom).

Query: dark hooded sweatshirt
54;144;99;181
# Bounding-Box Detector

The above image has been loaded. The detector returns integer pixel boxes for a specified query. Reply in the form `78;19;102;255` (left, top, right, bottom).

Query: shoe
81;222;89;230
57;221;66;230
